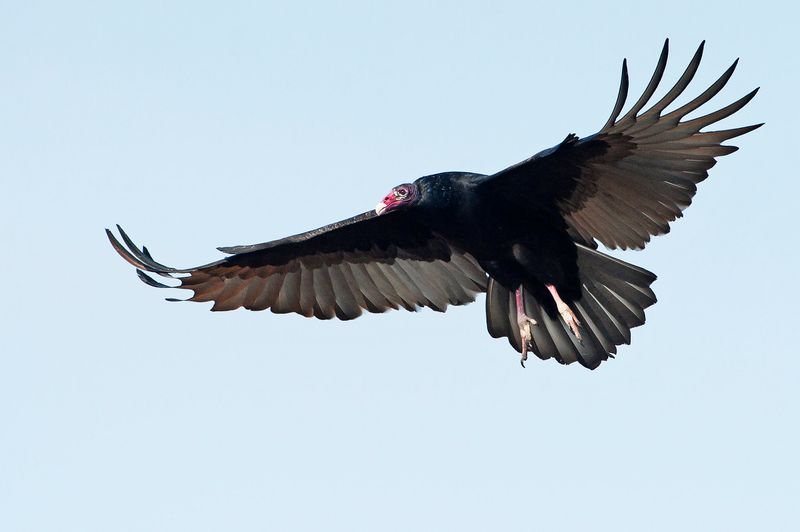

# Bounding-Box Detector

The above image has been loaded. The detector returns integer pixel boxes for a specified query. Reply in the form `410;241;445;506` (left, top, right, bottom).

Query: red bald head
375;183;418;215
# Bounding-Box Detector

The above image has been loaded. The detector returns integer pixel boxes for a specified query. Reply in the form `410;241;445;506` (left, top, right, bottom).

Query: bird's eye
395;187;408;199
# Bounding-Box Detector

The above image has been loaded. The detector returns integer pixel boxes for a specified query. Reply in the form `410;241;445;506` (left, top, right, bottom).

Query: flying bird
107;40;760;369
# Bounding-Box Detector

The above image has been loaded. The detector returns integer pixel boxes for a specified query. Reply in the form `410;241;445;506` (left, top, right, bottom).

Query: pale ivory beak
375;202;387;215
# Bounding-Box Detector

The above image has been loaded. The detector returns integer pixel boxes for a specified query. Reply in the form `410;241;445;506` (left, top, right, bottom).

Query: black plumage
107;40;760;369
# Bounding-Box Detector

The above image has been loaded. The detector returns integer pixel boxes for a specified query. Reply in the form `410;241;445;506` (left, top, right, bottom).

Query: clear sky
1;1;796;531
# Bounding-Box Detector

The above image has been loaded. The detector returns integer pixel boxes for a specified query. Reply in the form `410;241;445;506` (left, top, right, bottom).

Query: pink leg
545;284;581;339
515;286;537;366
515;287;526;317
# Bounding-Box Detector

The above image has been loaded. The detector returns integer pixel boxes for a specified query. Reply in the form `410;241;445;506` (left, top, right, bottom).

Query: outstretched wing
107;209;487;319
481;40;762;250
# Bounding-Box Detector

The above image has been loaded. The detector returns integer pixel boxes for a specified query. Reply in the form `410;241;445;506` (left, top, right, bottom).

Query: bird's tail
485;244;657;369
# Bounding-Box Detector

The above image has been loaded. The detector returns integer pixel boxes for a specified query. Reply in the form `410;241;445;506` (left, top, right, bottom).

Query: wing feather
273;270;301;314
482;40;760;250
107;207;487;319
311;267;337;319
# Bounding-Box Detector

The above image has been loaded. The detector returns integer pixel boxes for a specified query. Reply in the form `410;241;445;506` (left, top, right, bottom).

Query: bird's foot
517;314;537;367
546;284;582;339
556;301;581;339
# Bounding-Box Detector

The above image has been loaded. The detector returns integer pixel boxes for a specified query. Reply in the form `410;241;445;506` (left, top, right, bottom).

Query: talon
515;286;537;365
557;302;582;339
546;284;582;339
518;318;537;353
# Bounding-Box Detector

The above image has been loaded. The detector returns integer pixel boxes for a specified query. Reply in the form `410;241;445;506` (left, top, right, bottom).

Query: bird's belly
449;218;579;292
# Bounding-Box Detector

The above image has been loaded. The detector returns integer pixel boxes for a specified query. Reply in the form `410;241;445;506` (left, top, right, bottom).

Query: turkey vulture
107;40;760;369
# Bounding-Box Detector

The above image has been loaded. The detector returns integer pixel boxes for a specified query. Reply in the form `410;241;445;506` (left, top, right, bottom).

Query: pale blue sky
1;1;797;531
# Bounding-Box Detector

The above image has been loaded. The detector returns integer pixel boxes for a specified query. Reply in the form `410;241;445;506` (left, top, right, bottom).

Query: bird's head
375;183;419;215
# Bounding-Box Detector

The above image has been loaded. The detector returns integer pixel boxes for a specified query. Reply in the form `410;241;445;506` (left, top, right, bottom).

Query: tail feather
486;280;522;351
485;244;657;369
521;297;563;362
573;300;616;354
535;306;582;365
578;284;628;346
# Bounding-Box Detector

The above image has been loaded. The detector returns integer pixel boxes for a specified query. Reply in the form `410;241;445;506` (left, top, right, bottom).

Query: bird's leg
545;284;581;339
515;286;537;366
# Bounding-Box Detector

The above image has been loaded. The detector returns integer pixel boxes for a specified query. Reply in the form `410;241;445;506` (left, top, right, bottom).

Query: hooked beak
375;202;388;215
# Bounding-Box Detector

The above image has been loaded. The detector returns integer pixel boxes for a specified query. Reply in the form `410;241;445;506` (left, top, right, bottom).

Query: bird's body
413;172;581;299
108;40;760;369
